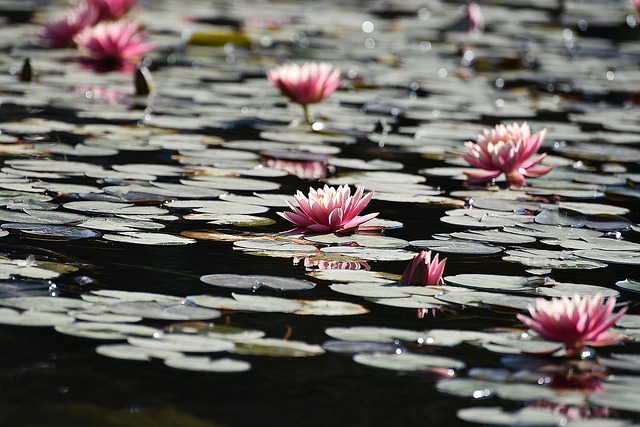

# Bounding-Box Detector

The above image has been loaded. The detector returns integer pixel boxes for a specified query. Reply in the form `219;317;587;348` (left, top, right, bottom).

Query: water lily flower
267;62;341;123
38;2;99;48
73;20;155;72
465;2;484;36
278;185;378;234
463;122;553;186
266;159;332;180
88;0;137;21
517;294;627;357
400;250;447;286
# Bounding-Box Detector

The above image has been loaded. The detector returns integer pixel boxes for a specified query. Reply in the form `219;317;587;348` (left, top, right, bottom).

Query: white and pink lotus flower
463;122;552;186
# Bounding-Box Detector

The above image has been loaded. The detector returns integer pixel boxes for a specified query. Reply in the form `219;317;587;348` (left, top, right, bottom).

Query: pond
0;0;640;425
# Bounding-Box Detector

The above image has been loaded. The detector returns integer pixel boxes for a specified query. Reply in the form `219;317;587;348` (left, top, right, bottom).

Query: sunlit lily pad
0;307;74;326
106;301;221;321
0;296;92;312
164;356;251;372
457;407;566;426
616;279;640;294
55;321;160;340
303;234;409;249
199;274;315;291
354;352;465;371
2;224;101;241
444;274;546;292
437;378;556;401
233;338;325;357
102;232;196;245
574;249;640;265
96;343;183;362
409;239;502;255
503;249;608;270
128;333;235;353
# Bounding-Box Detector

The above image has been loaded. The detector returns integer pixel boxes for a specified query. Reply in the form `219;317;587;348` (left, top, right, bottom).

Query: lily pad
199;274;315;291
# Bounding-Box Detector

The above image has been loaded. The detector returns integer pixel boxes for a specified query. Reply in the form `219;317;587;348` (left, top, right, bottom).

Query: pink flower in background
463;122;552;186
266;159;332;180
517;294;627;357
278;185;378;234
267;62;341;122
88;0;137;21
74;20;154;72
465;2;484;36
400;250;447;286
38;2;99;48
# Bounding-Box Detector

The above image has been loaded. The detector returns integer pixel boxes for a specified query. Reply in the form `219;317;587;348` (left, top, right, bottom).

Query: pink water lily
88;0;137;21
38;2;99;48
517;294;627;357
267;62;341;123
463;122;553;186
400;250;447;286
278;185;378;234
465;2;484;36
74;20;154;72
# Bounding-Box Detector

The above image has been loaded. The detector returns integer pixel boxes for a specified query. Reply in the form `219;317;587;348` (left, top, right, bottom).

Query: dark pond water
0;0;640;426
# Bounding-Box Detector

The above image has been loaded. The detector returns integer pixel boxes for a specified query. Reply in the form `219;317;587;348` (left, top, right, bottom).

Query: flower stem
303;104;313;124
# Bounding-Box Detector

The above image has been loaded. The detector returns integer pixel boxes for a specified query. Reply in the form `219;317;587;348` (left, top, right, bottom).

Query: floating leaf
457;407;565;426
55;322;160;340
233;338;325;357
106;301;221;321
354;352;465;371
2;224;100;241
102;232;196;245
96;343;183;362
128;333;235;353
200;274;315;291
164;356;251;373
0;307;74;326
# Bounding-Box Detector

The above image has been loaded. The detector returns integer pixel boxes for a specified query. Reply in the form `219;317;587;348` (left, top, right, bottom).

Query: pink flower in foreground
517;294;627;357
400;250;447;286
267;62;341;122
88;0;137;21
463;122;553;186
38;2;99;48
278;185;378;234
73;20;154;72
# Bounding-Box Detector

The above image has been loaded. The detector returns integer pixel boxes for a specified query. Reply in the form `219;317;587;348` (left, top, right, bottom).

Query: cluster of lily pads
0;0;639;425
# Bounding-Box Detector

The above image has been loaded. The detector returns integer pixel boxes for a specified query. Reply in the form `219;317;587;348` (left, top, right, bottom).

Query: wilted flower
267;62;341;123
517;294;627;357
74;20;154;72
463;122;552;186
400;250;447;286
278;185;378;234
88;0;137;21
38;2;99;48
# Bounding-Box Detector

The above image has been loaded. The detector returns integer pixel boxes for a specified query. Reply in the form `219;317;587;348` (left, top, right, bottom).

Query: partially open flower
463;122;552;186
278;185;378;234
267;62;341;123
73;20;154;72
400;250;447;286
38;2;99;48
517;294;627;357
